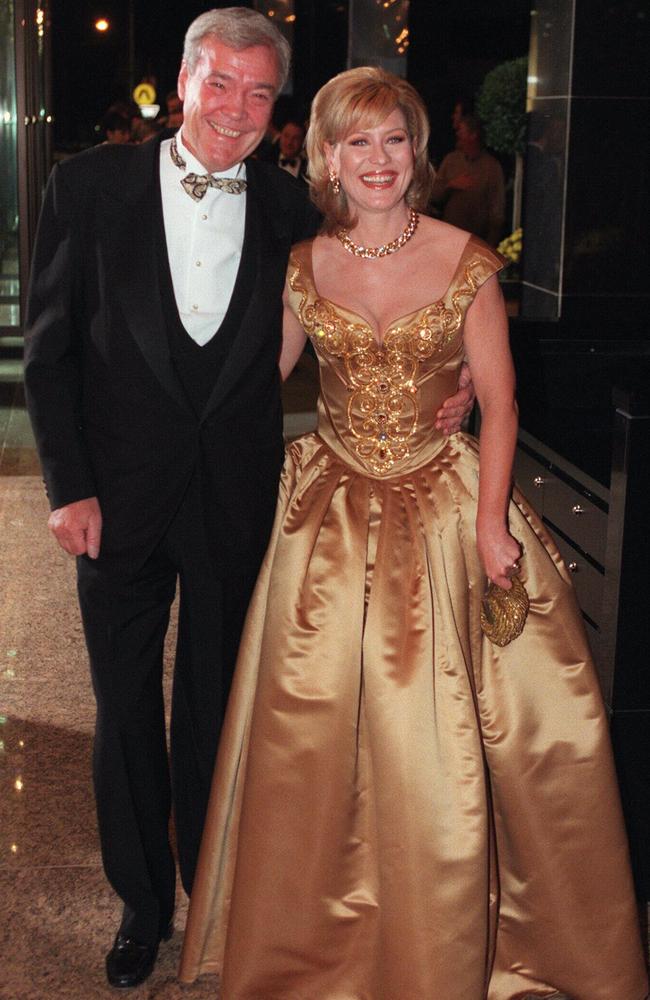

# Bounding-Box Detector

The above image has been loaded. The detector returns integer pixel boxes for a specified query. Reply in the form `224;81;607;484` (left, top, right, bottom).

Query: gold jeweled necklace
336;207;419;259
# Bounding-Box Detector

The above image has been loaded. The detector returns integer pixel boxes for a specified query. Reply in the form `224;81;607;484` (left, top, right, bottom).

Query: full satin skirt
179;432;648;1000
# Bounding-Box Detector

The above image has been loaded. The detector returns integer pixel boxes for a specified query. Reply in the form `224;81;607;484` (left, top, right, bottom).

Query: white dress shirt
160;130;247;346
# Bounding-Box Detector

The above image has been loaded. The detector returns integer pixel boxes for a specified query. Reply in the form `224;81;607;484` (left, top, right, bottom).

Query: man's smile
208;121;243;138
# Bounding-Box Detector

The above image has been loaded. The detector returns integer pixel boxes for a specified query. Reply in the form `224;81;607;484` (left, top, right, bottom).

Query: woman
180;68;647;999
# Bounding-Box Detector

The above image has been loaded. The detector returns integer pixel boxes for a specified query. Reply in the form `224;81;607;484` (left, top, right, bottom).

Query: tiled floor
1;345;646;999
1;475;205;1000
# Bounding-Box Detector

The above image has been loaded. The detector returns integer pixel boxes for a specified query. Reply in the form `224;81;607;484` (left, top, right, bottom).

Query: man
101;109;131;144
272;118;308;182
25;7;471;990
130;117;163;144
430;114;505;247
163;90;184;129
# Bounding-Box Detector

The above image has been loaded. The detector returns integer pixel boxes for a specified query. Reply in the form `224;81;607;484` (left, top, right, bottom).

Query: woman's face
326;107;415;217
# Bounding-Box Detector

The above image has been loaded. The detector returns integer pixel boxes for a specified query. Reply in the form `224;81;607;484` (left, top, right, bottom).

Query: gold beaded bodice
286;235;504;479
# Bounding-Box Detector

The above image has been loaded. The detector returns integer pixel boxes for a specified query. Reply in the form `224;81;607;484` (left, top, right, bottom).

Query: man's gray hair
183;7;291;92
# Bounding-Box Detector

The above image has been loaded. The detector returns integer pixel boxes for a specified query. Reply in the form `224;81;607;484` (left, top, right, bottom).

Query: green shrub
476;56;528;156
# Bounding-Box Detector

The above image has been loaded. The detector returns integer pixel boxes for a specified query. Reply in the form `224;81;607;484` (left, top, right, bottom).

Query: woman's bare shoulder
412;215;474;270
417;215;471;250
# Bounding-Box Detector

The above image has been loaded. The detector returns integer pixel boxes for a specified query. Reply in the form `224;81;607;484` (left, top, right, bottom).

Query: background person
162;89;183;128
131;116;164;143
275;118;308;181
259;115;308;182
430;112;505;247
101;108;130;144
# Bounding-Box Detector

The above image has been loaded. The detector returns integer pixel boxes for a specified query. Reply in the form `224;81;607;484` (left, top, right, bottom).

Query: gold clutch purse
480;575;529;647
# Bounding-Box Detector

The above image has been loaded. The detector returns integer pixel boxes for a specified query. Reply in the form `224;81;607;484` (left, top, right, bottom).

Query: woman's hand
477;521;522;591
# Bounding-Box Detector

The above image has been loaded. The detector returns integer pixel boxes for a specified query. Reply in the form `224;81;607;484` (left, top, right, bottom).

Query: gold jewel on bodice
289;248;490;476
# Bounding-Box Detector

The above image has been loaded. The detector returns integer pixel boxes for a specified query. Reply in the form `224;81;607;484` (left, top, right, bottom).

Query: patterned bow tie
170;136;247;200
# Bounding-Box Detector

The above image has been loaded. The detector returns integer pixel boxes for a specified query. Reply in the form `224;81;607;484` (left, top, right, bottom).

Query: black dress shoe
106;931;162;989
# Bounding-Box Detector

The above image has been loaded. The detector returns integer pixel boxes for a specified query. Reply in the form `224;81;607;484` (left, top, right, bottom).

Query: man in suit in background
258;114;308;182
25;6;472;990
273;118;308;183
25;8;318;989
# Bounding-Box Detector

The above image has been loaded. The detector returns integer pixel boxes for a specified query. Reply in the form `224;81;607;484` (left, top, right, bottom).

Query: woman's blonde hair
306;66;434;234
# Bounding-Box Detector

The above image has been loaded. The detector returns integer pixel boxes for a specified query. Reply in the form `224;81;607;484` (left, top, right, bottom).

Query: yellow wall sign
133;83;156;107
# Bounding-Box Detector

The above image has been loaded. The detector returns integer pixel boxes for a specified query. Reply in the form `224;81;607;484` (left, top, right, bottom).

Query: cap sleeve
462;235;507;290
464;236;508;292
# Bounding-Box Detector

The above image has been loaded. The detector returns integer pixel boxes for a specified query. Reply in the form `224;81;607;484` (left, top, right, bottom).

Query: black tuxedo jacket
24;135;319;576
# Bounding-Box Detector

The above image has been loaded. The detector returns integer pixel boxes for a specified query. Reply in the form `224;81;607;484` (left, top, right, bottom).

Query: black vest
154;171;257;420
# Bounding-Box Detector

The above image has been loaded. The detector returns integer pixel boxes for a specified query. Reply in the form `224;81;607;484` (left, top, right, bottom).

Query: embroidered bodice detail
287;237;504;477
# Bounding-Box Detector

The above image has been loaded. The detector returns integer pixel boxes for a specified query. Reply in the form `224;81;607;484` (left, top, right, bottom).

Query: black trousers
77;476;258;944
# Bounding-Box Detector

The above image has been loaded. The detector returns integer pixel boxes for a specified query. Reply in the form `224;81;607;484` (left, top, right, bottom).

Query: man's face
178;37;279;172
456;121;479;153
107;127;130;145
279;123;305;159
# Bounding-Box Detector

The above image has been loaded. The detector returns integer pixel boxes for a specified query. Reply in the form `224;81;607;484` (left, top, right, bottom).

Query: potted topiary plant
476;55;528;233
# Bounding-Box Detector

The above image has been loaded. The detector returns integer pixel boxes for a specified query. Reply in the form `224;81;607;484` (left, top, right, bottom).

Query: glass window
253;0;296;93
348;0;410;75
0;0;20;329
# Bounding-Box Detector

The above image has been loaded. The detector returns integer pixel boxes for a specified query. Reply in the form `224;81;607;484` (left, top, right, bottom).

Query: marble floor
0;343;646;999
1;472;214;999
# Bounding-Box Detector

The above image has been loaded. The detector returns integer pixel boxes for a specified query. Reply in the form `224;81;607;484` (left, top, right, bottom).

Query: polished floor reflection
0;344;646;999
0;474;219;998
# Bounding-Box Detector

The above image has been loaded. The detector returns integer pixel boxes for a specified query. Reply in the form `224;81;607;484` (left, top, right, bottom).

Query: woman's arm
279;282;308;382
463;273;521;590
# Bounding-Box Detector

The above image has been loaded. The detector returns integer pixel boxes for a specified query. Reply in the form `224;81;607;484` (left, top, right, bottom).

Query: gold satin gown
180;236;648;1000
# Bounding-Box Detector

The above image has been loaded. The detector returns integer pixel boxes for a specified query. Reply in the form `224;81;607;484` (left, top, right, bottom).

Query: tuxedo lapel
103;145;288;423
108;137;192;415
200;160;289;422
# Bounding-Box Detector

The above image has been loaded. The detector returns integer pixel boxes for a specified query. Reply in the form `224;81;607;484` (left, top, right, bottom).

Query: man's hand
435;362;476;434
48;497;103;559
447;172;476;191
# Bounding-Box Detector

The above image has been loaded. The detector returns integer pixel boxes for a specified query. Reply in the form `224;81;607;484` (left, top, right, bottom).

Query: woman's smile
359;170;398;188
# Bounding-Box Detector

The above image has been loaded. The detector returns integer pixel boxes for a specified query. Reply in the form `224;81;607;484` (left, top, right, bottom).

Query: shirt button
195;260;202;267
192;304;198;311
201;214;208;221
